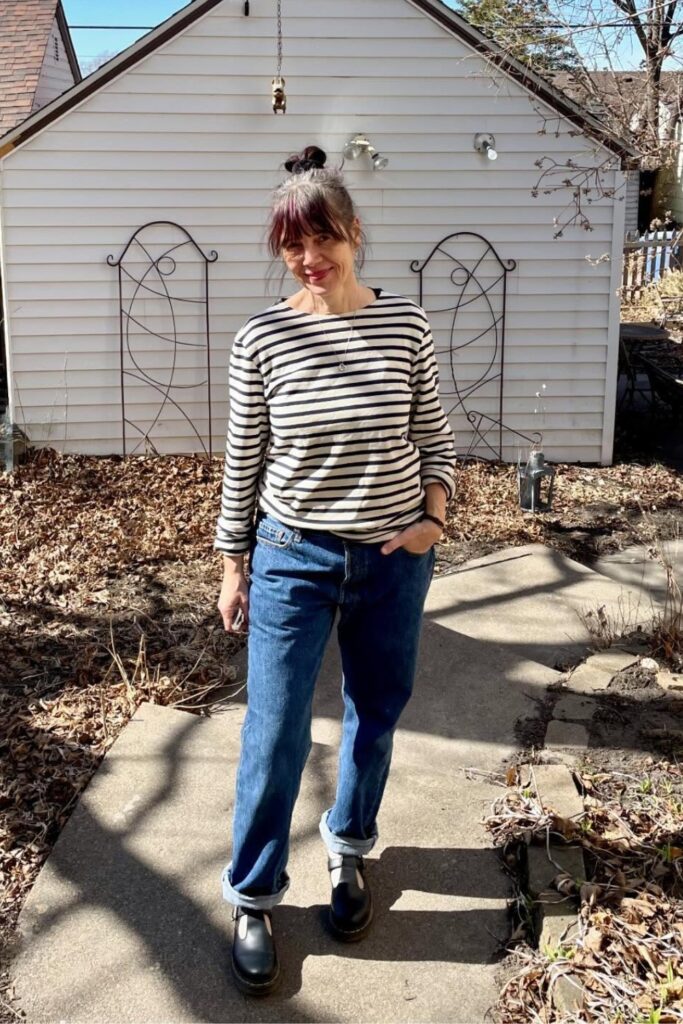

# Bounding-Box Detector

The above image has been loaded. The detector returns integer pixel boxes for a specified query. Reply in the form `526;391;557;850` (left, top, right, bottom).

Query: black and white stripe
215;289;456;555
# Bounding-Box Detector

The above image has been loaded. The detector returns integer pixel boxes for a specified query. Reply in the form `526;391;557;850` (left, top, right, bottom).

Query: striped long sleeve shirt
215;289;456;555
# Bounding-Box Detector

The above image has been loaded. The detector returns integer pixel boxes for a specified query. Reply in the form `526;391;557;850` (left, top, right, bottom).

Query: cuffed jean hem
319;809;378;857
221;864;290;911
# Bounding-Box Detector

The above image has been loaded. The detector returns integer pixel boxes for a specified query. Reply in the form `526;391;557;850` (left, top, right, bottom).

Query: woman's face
282;222;359;301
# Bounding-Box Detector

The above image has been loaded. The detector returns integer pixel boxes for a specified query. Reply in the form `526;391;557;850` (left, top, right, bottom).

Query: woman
215;146;456;995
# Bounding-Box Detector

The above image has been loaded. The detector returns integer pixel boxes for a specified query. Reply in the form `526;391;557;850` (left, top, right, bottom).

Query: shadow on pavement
10;548;681;1021
36;806;509;1014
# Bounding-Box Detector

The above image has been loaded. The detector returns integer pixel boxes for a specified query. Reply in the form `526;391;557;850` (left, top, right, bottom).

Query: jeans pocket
399;544;434;559
255;514;298;550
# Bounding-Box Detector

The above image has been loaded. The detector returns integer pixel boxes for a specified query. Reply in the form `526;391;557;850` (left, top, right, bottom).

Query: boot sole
328;904;374;943
231;957;281;997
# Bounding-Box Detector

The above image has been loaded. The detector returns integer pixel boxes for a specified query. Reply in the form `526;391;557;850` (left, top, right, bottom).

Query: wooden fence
622;228;683;303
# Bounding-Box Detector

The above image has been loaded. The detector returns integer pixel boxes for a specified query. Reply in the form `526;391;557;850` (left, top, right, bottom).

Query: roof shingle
0;0;78;135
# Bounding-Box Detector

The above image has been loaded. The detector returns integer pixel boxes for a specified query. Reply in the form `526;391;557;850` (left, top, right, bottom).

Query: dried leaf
580;882;601;905
583;927;604;952
621;896;657;918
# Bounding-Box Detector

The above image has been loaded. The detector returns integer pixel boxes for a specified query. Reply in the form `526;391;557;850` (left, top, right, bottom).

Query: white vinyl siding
0;0;622;463
624;170;640;237
32;18;78;113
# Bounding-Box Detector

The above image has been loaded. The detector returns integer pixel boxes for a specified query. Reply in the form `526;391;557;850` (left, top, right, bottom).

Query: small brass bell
272;76;286;114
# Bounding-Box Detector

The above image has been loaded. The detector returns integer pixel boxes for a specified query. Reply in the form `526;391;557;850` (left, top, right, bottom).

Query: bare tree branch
456;0;683;229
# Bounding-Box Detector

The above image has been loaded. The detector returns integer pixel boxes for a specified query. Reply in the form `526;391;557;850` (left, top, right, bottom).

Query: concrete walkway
592;540;682;609
426;543;660;669
11;543;658;1023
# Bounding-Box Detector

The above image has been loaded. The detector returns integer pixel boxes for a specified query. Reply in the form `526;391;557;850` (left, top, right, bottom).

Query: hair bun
284;145;327;174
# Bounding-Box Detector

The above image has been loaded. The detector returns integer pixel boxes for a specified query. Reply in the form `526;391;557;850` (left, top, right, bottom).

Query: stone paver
586;650;641;675
552;974;584;1015
566;649;642;693
565;663;612;693
545;721;590;755
535;898;579;952
660;672;683;696
527;845;585;952
531;764;585;822
527;845;586;894
552;694;596;722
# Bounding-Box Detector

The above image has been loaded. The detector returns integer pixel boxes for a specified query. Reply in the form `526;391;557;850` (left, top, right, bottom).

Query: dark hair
283;145;327;175
267;146;366;268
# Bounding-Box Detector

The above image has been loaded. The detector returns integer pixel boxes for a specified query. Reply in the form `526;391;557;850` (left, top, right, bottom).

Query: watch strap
423;512;445;530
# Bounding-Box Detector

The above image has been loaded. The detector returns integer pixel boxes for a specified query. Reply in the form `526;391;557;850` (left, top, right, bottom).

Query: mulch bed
1;448;682;1019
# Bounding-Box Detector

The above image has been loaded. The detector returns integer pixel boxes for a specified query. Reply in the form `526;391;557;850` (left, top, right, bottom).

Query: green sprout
541;943;575;961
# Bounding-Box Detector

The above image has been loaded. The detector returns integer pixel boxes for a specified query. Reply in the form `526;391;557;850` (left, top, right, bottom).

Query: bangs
268;192;348;256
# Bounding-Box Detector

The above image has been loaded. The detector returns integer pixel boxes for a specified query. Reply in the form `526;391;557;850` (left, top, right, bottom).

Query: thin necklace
311;301;359;371
338;308;358;371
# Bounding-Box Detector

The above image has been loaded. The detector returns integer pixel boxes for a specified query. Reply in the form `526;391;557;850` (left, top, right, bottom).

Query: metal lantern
272;76;286;113
517;447;555;512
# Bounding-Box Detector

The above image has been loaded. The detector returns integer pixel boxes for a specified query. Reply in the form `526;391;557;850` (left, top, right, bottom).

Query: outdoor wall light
474;132;498;161
343;134;389;170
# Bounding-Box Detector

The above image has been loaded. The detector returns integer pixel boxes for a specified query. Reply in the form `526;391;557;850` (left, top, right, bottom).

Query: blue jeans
221;512;436;910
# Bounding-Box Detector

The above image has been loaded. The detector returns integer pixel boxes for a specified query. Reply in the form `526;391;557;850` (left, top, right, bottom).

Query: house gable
33;5;81;112
0;0;637;163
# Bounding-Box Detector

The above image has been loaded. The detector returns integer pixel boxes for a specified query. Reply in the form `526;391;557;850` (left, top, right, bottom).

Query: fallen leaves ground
485;759;683;1023
0;448;682;1019
443;457;682;568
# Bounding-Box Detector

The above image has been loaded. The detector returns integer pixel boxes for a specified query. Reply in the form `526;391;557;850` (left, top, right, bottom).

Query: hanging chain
276;0;283;79
271;0;286;113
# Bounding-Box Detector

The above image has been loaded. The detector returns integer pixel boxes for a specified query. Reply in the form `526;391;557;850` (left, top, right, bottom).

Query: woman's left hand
380;518;442;556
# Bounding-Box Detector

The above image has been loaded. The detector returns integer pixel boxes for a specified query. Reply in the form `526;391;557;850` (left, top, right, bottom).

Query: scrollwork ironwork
107;221;218;458
411;231;540;461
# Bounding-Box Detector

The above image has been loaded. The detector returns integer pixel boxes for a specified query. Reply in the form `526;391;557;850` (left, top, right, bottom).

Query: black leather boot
327;854;373;942
231;907;281;995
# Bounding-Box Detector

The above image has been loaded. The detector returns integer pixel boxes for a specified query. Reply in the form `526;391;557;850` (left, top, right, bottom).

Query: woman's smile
282;230;362;311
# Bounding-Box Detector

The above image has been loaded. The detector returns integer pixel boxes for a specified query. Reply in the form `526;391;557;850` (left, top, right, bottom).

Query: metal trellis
411;231;541;461
107;221;218;459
